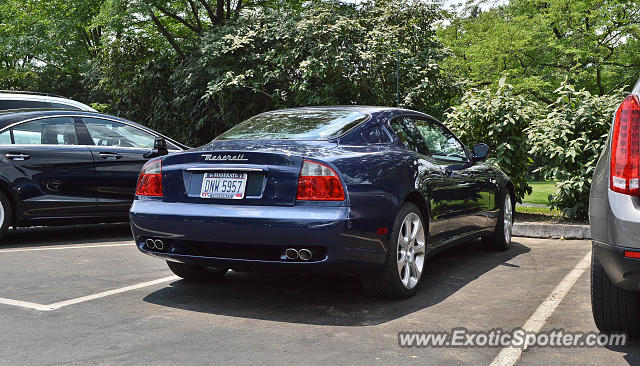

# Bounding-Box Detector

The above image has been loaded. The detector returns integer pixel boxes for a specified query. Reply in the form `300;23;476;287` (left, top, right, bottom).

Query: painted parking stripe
0;297;50;311
489;251;592;366
0;242;132;253
0;275;178;311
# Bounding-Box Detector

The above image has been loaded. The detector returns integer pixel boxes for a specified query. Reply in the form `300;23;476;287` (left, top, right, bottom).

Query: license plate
200;172;247;199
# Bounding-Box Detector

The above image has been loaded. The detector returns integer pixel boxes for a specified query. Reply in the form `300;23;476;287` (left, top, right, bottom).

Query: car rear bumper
593;241;640;291
590;189;640;250
129;200;388;274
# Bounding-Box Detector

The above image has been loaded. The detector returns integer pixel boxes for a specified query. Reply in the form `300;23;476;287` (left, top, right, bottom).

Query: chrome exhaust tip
298;249;312;261
154;239;164;250
285;248;299;260
145;239;156;249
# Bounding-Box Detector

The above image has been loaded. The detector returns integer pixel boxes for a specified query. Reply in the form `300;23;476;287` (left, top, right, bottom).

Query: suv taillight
611;95;640;196
296;160;345;201
136;159;163;196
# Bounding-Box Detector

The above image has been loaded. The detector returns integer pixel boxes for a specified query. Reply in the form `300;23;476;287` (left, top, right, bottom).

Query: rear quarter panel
320;144;423;253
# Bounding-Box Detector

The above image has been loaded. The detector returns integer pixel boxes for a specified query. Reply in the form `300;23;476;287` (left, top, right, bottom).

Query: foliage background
1;0;639;220
447;78;540;202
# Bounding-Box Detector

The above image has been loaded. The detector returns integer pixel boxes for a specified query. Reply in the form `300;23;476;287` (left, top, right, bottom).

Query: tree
527;82;623;219
439;0;640;102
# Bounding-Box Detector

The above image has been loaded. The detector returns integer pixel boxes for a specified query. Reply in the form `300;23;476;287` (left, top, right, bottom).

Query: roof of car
0;90;66;99
261;105;436;120
0;92;97;111
0;109;122;129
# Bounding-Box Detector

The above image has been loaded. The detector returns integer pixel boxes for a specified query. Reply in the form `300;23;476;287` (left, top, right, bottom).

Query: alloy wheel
396;212;425;290
504;194;513;244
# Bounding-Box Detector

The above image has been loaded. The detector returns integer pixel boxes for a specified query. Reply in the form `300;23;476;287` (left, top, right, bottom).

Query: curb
513;222;591;240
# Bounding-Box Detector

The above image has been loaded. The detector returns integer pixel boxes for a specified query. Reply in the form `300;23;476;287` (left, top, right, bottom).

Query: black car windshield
216;109;368;140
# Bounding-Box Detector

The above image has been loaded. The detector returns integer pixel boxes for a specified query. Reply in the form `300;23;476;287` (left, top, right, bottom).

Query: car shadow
606;340;640;363
0;223;133;248
143;239;531;326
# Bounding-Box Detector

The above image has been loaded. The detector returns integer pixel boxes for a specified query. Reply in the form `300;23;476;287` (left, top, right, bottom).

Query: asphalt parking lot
0;224;638;365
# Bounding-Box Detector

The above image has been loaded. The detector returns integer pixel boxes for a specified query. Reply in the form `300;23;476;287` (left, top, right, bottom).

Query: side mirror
471;143;489;162
143;137;169;159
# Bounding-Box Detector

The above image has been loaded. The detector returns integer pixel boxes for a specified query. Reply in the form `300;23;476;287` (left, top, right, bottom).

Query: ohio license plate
200;172;247;199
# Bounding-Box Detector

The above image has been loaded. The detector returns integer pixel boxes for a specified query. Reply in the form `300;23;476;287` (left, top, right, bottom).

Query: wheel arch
0;179;18;226
402;190;430;227
505;180;516;207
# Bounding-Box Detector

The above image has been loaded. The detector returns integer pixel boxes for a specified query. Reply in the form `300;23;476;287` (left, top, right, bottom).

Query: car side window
412;118;468;162
83;118;156;149
0;100;48;110
0;130;10;144
389;117;429;154
50;102;81;110
11;117;78;145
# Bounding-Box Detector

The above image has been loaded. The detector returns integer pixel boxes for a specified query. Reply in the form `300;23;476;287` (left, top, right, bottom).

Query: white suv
0;91;96;111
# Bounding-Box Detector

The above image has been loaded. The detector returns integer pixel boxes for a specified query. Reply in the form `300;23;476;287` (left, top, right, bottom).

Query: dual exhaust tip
145;238;164;250
285;248;312;261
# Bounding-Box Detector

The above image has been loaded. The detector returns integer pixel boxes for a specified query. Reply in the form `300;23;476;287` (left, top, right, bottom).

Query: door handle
98;152;123;160
5;153;30;161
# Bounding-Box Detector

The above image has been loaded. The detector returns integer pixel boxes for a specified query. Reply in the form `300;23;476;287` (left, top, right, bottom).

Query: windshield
216;109;368;140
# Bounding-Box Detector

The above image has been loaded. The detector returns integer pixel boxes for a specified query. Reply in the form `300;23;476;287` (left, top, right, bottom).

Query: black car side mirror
143;137;169;159
471;143;489;162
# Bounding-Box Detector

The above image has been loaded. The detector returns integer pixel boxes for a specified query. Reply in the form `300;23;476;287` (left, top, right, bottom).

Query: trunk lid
161;140;337;206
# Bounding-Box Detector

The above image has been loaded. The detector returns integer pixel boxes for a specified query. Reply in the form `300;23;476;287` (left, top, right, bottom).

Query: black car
0;109;187;239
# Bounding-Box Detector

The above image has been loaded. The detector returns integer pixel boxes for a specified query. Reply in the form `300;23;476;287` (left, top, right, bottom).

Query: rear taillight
610;95;640;196
136;159;163;197
296;160;345;201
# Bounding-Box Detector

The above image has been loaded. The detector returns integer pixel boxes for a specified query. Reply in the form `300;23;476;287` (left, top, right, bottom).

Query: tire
362;202;427;299
166;261;228;282
591;250;640;337
0;191;12;241
482;190;513;251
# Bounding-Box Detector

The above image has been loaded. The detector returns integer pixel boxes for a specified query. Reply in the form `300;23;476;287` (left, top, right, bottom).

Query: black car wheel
482;191;513;251
362;202;426;299
591;250;640;336
0;191;12;240
167;261;228;281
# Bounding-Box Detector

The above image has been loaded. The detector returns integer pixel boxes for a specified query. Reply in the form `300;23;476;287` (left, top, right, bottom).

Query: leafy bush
527;83;622;220
90;1;460;146
446;78;540;202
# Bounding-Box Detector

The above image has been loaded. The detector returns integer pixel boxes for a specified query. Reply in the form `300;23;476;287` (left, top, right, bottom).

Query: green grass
515;206;579;223
516;187;588;223
522;181;556;205
516;205;561;216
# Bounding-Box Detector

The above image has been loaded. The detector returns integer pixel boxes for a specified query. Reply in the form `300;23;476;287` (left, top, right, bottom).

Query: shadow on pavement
0;223;132;248
143;239;530;326
606;341;640;364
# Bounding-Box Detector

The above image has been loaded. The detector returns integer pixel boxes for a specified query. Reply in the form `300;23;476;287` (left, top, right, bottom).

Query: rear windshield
216;109;368;140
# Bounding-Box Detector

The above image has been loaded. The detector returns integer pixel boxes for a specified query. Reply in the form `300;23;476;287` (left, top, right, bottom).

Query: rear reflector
296;160;345;201
610;95;640;196
624;250;640;259
136;158;163;196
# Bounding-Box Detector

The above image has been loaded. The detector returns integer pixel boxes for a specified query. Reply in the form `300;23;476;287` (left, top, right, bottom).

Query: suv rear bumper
593;241;640;291
590;189;640;250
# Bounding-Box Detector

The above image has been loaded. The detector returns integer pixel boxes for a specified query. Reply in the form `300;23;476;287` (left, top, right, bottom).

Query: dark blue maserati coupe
130;106;514;298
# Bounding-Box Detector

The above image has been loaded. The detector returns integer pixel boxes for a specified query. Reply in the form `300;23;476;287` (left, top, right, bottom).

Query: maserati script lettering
201;153;249;161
